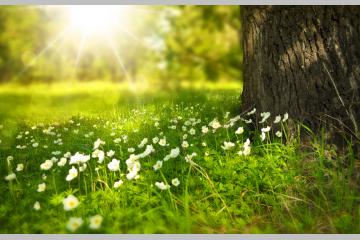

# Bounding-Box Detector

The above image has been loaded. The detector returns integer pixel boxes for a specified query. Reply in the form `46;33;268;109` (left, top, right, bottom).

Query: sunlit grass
0;81;359;233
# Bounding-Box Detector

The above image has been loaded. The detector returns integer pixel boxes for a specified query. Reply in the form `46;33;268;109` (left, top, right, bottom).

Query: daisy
171;178;180;187
259;112;271;123
37;183;46;192
66;217;83;232
106;150;115;157
235;127;244;135
274;115;281;123
57;158;67;167
40;160;53;170
282;113;289;122
66;166;78;182
63;195;80;211
153;161;163;171
209;119;221;129
221;141;235;150
93;138;105;150
246;108;256;115
201;126;209;134
159;138;167;146
182;141;189;148
33;201;41;211
152;136;159;144
89;215;103;230
113;180;123;188
107;159;120;172
69;152;90;165
261;126;271;133
155;181;170;190
4;173;16;181
16;164;24;172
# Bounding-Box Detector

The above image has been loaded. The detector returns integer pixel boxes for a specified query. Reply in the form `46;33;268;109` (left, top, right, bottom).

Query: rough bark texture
242;6;360;140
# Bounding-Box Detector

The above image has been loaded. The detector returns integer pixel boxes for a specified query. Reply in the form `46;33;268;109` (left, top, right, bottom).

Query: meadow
0;81;359;233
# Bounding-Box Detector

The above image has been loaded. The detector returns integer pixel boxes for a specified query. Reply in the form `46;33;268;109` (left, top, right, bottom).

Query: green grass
0;81;359;233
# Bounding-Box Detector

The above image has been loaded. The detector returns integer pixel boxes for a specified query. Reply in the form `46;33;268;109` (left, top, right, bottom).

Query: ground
0;81;359;233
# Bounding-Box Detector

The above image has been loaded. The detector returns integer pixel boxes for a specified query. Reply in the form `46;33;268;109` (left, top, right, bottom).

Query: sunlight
67;5;132;36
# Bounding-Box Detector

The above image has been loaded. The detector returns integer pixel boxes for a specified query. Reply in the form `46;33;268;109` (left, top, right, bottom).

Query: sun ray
17;26;71;77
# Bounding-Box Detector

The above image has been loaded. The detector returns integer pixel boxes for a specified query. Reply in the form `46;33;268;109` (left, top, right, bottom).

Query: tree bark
242;6;360;140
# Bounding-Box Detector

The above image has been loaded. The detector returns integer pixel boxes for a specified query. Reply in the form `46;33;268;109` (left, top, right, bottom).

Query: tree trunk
242;6;360;140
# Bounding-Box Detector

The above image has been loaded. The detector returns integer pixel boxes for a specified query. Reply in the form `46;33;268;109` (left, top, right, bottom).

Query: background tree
241;6;360;140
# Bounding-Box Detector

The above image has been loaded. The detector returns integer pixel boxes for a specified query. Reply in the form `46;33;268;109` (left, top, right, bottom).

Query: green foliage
0;82;359;233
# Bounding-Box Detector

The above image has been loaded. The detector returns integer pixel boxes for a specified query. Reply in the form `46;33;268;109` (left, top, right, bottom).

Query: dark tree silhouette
241;6;360;140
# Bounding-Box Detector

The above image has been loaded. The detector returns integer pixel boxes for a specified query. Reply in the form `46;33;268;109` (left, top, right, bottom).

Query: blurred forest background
0;6;242;86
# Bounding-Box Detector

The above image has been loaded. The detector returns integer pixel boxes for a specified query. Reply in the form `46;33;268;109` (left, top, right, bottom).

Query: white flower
244;119;252;124
138;145;155;158
247;108;256;115
138;138;148;148
259;112;271;123
5;173;16;181
89;215;103;230
189;128;196;135
154;121;160;127
63;195;80;211
159;138;167;146
185;152;197;163
64;152;72;158
107;159;120;171
33;201;41;211
127;148;135;153
261;126;271;133
283;113;289;122
153;161;163;171
275;131;283;137
152;136;159;144
182;141;189;148
40;160;53;170
66;217;83;232
260;132;266;141
238;139;251;156
79;164;87;172
37;183;46;192
164;147;180;161
209;119;221;129
106;150;115;157
126;171;139;180
274;115;281;123
235;127;244;135
202;142;207;147
182;126;187;131
114;138;121;144
201;126;209;133
171;178;180;187
42;174;47;180
93;138;105;149
221;141;235;150
32;142;39;148
155;181;170;190
66;166;78;181
16;164;24;172
113;180;123;188
69;152;90;165
92;149;105;163
52;151;61;156
58;157;67;167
